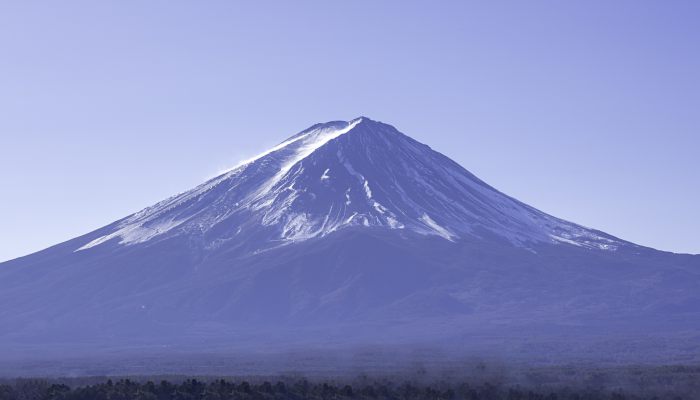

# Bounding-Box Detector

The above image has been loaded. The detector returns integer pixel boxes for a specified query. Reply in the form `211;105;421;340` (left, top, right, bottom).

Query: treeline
0;378;680;400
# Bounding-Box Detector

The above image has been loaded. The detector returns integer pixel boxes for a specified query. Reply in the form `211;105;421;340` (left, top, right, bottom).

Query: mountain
74;117;626;252
1;117;699;369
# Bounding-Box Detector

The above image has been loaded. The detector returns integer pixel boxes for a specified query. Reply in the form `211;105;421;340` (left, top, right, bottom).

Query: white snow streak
254;118;362;199
420;214;455;241
363;180;373;199
77;219;185;250
220;133;311;175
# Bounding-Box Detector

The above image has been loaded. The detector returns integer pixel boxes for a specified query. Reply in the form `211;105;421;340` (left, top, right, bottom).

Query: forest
0;377;687;400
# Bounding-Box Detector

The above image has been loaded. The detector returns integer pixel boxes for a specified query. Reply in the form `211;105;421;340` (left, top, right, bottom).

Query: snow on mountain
76;117;626;254
1;117;698;367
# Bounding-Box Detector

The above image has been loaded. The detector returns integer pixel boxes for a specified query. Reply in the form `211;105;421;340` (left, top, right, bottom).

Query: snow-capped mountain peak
77;117;625;253
4;117;697;366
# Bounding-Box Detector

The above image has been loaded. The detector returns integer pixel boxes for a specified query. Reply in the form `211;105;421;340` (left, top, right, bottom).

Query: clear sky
1;1;698;261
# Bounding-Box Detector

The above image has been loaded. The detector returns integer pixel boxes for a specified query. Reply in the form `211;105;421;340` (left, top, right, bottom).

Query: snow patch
345;212;358;224
363;180;373;199
386;216;404;229
77;219;185;251
282;213;317;241
420;214;456;241
550;234;583;247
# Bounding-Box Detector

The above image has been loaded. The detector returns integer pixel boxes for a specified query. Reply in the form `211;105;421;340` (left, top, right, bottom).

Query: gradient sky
1;1;698;262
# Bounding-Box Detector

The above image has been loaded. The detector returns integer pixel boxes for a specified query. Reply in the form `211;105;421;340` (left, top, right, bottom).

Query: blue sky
1;1;698;261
